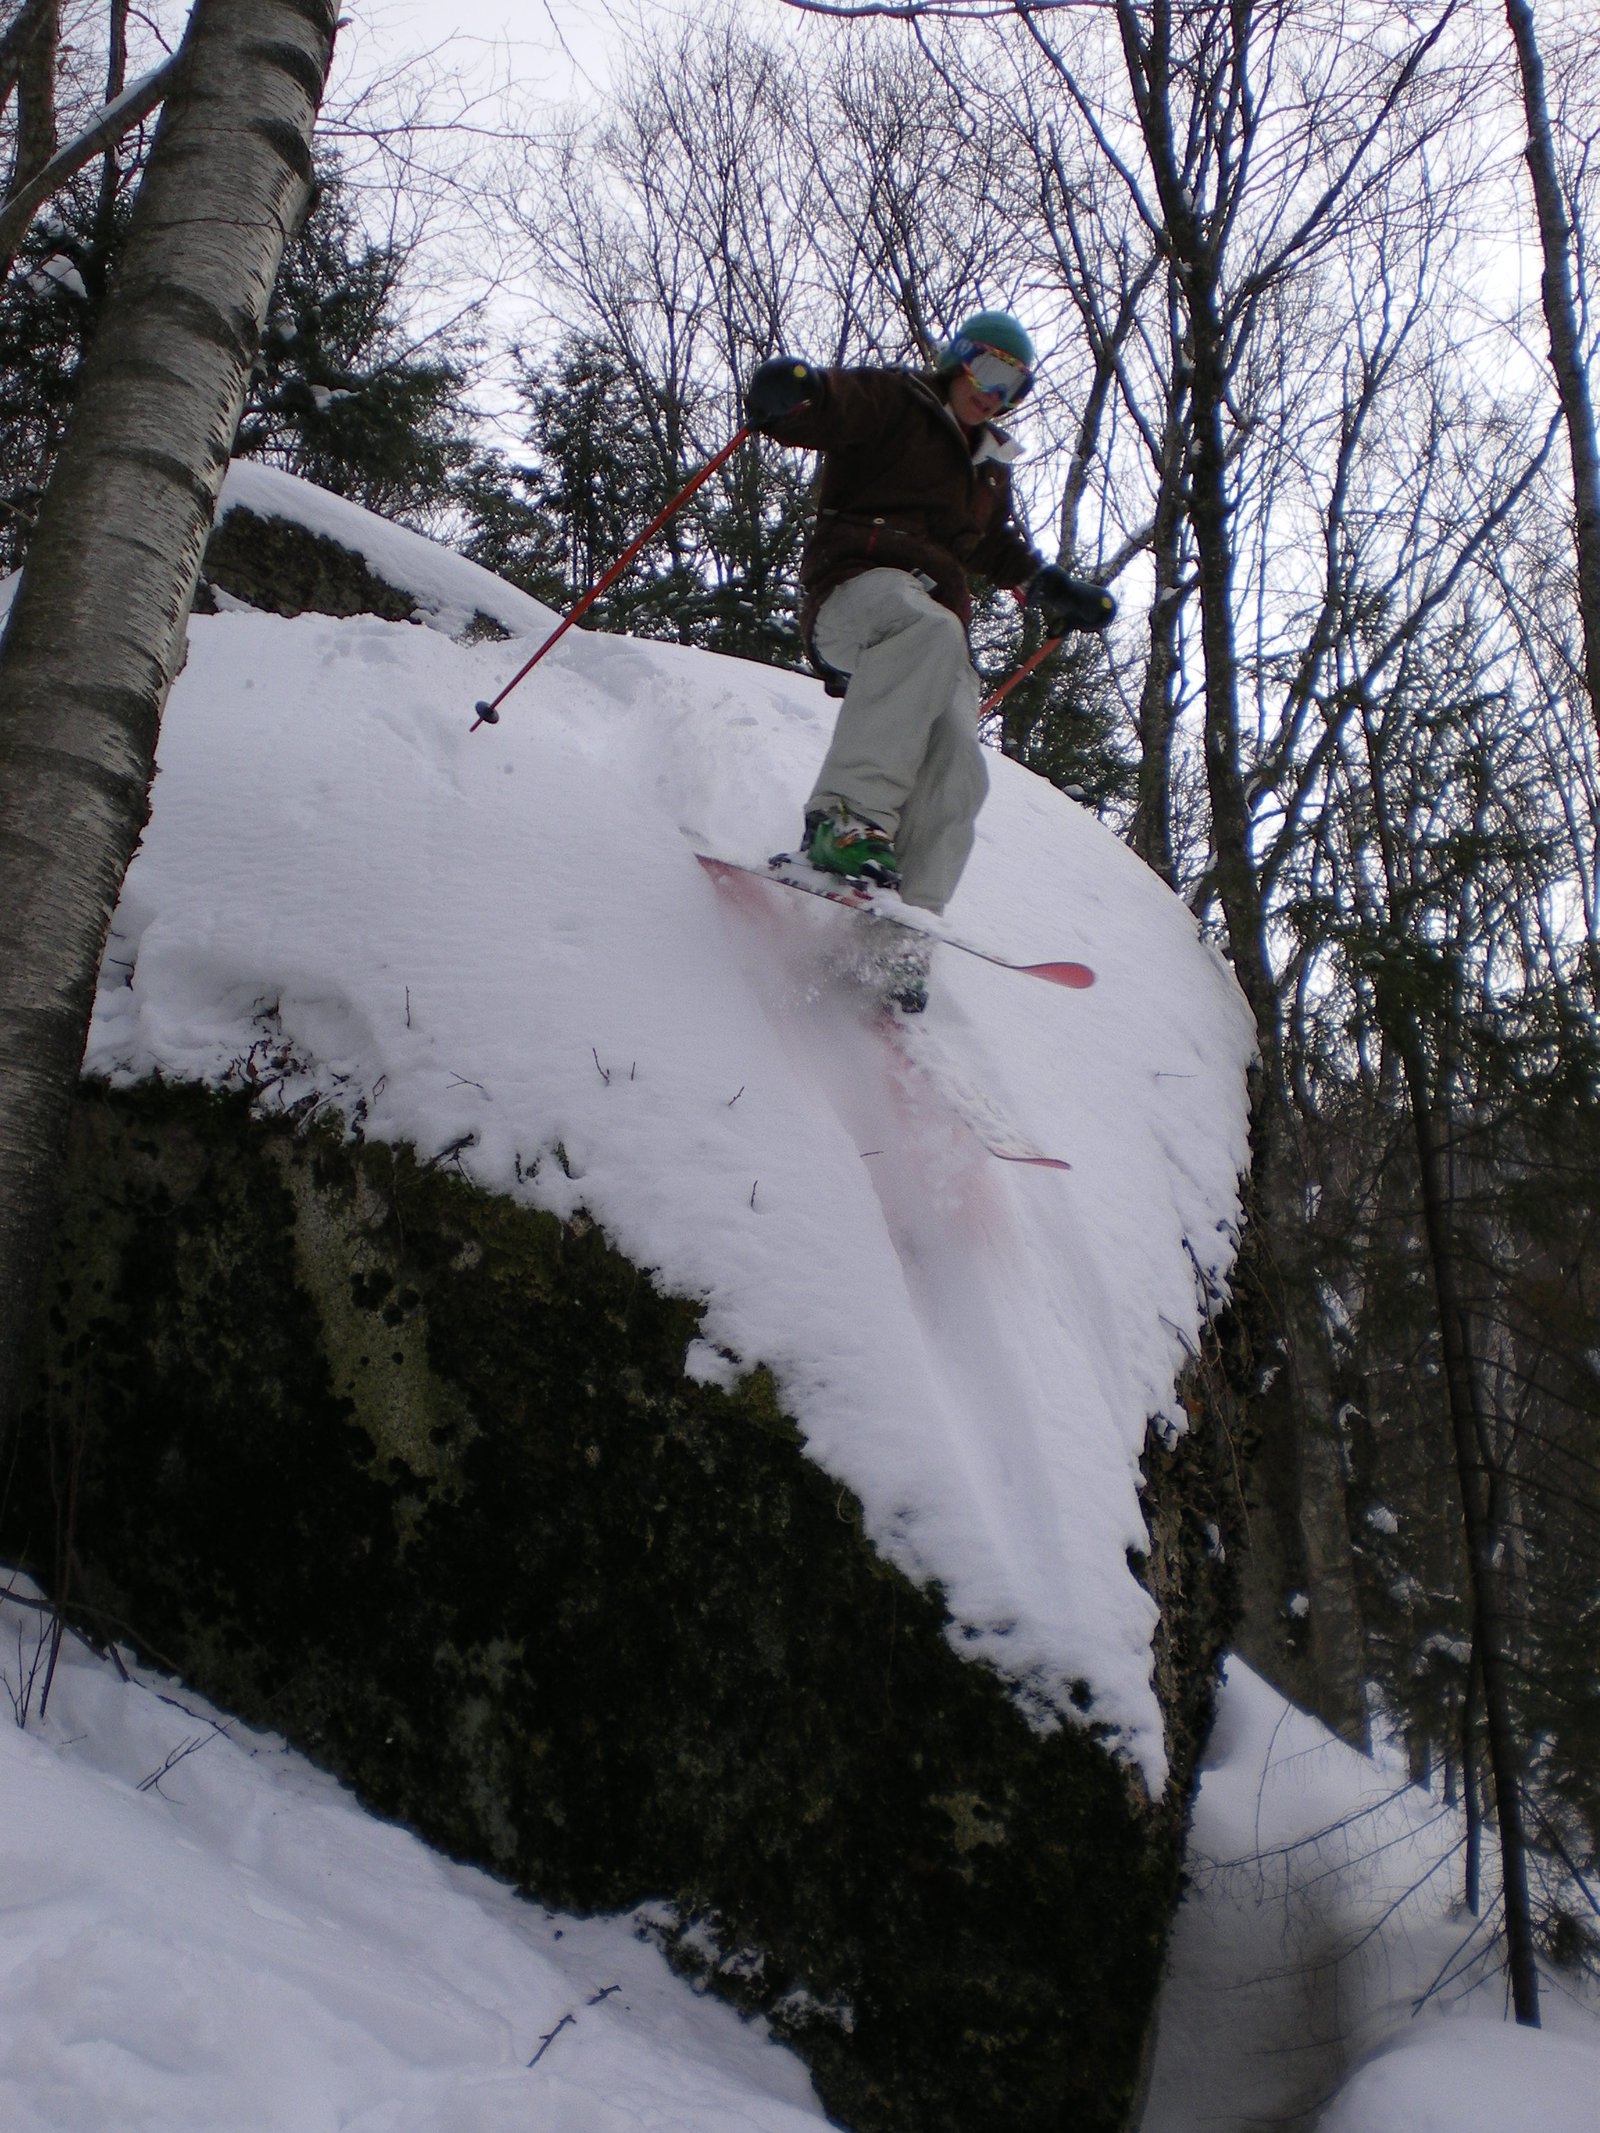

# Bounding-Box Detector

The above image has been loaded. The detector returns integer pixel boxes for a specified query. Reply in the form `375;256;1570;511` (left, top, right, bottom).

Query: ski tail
1016;960;1096;990
981;1145;1072;1171
873;1010;1073;1170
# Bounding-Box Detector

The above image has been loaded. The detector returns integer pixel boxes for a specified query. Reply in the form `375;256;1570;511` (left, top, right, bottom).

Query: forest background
3;0;1599;2033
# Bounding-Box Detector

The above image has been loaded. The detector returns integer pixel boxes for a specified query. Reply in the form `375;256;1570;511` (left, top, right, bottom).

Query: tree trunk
1112;0;1278;1078
1463;1639;1482;1916
1129;383;1185;888
1;0;57;202
0;0;337;1438
1404;1053;1541;2024
1505;0;1600;737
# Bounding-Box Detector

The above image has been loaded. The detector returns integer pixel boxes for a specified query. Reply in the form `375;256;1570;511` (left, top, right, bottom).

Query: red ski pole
980;574;1116;716
471;423;756;730
978;632;1063;718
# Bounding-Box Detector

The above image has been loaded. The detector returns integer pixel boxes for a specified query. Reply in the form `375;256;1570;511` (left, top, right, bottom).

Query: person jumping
744;310;1114;953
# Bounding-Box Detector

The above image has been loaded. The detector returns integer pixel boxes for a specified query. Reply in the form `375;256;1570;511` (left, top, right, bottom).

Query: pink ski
694;853;1095;990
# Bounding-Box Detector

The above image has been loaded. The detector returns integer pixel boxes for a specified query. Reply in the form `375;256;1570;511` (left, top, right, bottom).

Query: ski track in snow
719;881;1071;1608
77;461;1257;1788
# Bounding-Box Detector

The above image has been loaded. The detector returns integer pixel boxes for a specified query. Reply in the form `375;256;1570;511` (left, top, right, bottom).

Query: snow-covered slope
8;1590;1595;2133
1143;1658;1600;2133
10;469;1595;2131
0;1577;826;2133
81;465;1255;1790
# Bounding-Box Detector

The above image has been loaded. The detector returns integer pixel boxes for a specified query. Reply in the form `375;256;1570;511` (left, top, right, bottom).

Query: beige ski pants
808;567;988;913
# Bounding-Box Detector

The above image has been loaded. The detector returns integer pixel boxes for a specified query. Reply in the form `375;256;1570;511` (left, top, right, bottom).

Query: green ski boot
805;808;901;888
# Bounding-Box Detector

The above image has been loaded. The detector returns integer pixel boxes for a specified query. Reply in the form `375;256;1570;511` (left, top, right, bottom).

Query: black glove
1027;566;1117;634
746;356;817;427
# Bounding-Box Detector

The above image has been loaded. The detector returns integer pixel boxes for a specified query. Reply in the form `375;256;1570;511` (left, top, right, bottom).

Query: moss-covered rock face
201;507;420;621
198;507;510;640
13;1080;1231;2133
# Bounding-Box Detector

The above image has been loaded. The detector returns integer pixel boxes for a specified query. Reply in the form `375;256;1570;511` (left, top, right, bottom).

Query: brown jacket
754;365;1041;639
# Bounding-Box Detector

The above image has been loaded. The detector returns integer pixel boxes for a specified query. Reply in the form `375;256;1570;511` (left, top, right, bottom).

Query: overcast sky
335;0;700;109
311;3;626;444
321;1;785;446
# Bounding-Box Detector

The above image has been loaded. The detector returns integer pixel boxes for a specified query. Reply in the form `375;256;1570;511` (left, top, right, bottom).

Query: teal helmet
938;309;1036;404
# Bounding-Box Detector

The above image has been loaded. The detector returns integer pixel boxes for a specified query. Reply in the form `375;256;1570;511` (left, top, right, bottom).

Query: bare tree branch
0;54;177;276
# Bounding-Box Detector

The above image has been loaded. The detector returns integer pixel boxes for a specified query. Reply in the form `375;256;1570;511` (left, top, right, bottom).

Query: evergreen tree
971;586;1135;809
0;160;473;569
451;450;565;612
458;336;672;625
234;172;473;524
459;331;808;667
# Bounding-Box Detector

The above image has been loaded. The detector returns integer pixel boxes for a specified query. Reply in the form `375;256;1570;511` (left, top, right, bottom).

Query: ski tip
1022;960;1096;989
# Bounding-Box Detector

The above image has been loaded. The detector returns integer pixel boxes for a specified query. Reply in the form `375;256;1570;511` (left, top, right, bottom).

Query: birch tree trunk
0;0;337;1436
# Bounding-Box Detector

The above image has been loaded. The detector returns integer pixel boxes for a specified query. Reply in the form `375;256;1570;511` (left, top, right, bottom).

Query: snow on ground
6;1592;1595;2133
1140;1658;1600;2132
79;467;1255;1788
0;1576;826;2133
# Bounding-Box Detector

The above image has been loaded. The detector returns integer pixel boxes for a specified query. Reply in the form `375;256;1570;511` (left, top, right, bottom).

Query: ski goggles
948;336;1033;406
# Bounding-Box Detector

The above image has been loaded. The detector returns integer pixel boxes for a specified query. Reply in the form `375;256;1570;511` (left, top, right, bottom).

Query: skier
744;311;1113;966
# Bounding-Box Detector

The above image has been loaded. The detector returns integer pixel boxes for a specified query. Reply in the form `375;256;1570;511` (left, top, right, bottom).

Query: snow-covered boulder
11;470;1253;2133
